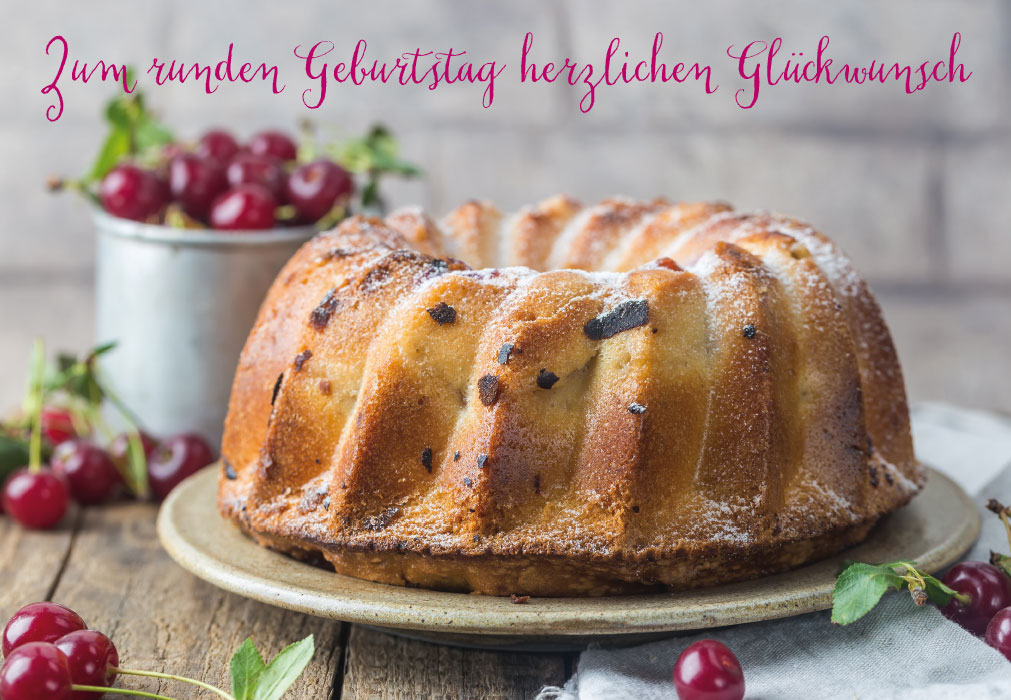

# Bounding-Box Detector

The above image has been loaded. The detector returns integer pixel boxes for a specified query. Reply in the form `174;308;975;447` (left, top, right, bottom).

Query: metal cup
93;210;313;447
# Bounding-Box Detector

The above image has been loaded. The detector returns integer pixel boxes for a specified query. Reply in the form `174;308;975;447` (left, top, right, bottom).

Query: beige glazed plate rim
158;466;978;640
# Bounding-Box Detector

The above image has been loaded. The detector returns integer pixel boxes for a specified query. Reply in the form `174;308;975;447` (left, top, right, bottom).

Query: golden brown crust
219;198;922;596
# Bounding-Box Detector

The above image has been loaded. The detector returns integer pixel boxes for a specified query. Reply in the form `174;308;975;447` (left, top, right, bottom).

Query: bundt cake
218;195;923;596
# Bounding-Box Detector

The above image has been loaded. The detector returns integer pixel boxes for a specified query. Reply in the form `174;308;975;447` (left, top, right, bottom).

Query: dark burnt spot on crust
477;454;489;469
322;496;330;511
427;301;457;325
473;534;481;542
885;471;895;485
742;324;757;339
361;265;391;291
584;299;649;340
632;505;640;513
417;257;464;283
464;477;473;488
322;247;352;260
869;465;879;488
453;450;461;461
362;506;399;531
497;342;515;365
421;447;433;473
319;379;332;395
293;350;312;371
223;461;237;480
537;369;559;390
628;403;646;414
310;288;341;330
271;373;284;406
533;473;540;494
478;374;500;406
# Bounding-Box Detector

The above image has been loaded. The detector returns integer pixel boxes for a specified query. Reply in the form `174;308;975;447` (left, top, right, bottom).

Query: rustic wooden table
0;503;571;699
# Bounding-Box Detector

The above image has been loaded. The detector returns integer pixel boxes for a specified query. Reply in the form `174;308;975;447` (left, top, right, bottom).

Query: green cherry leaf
230;638;267;700
88;341;119;359
920;570;963;607
134;116;174;156
251;635;315;700
104;98;132;128
992;552;1011;579
831;562;905;625
86;126;132;184
0;434;30;484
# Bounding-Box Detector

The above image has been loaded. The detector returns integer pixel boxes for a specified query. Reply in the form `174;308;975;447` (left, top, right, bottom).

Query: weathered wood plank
0;507;80;622
49;502;346;699
341;624;567;700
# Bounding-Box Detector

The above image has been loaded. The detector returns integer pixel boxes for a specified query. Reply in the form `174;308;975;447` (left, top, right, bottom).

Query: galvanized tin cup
93;210;314;447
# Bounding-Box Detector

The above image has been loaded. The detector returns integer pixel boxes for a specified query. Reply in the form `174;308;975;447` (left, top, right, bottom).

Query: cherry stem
96;367;144;428
112;668;236;700
72;686;179;700
997;509;1011;554
26;339;46;474
92;367;150;498
894;560;971;606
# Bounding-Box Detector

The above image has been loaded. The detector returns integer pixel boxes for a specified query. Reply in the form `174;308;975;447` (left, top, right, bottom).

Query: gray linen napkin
538;403;1011;699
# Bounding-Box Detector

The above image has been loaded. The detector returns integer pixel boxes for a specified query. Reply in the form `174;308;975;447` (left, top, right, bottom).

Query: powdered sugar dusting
233;196;916;589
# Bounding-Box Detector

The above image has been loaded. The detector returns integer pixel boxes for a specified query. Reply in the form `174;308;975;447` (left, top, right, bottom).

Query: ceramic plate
158;466;978;650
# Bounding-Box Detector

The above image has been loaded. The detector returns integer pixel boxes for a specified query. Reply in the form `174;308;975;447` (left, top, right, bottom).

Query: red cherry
248;130;298;162
226;153;286;202
147;433;217;500
40;407;80;446
2;469;70;530
51;440;122;506
985;606;1011;661
940;561;1011;636
54;630;119;700
108;431;159;471
195;129;240;165
673;639;745;700
3;602;87;656
0;642;73;700
99;165;169;222
285;160;353;223
169;154;228;220
209;185;277;231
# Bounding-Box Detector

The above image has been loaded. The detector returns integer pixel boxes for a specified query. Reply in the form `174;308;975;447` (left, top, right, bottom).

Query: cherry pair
1;602;117;700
